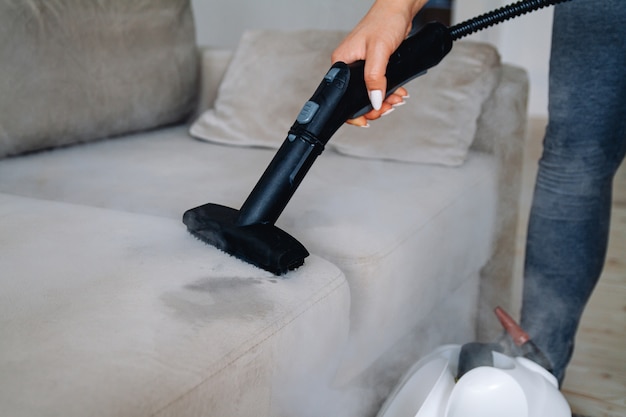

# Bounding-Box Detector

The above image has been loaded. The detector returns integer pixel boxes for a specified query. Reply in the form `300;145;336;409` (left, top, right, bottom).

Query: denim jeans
520;1;626;385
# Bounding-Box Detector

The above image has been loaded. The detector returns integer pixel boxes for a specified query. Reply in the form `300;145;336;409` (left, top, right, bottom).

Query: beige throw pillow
0;0;198;158
190;29;501;166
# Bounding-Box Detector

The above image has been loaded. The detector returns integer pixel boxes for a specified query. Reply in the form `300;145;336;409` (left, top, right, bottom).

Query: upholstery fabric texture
190;30;501;166
0;193;350;417
0;125;498;381
0;0;199;158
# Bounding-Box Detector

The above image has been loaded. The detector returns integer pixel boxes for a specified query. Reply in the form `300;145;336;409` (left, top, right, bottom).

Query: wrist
374;0;428;17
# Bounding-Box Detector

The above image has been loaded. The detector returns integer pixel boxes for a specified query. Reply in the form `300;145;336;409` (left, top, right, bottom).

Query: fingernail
381;108;395;117
369;90;383;111
392;101;406;108
362;122;370;128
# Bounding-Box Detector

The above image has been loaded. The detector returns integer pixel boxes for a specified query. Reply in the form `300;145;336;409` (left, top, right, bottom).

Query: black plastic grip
291;21;453;148
349;21;454;120
236;22;452;227
236;135;324;226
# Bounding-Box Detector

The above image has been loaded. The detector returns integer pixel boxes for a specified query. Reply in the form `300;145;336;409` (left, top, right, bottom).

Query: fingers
385;87;409;107
346;87;410;127
346;116;370;128
365;88;408;120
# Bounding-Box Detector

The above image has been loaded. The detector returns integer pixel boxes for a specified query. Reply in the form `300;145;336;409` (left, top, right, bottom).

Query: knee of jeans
536;145;615;193
532;148;613;217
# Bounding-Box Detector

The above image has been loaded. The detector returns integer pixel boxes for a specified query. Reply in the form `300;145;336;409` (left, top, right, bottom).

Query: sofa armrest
472;64;530;340
472;64;529;155
194;47;233;118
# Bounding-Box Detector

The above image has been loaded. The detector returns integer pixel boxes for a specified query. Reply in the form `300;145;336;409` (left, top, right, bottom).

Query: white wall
453;1;553;116
192;0;553;116
191;0;371;49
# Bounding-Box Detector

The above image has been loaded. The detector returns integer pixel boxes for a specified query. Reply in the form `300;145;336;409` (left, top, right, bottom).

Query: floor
512;118;626;417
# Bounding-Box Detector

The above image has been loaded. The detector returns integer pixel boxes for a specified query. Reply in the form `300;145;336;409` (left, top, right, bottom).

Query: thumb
363;42;389;111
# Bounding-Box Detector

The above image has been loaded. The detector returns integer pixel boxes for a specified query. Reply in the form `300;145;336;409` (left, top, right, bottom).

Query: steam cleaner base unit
375;344;571;417
376;306;571;417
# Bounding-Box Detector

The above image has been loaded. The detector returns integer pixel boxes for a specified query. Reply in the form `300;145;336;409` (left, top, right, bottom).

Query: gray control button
288;133;297;142
296;101;319;124
324;67;341;82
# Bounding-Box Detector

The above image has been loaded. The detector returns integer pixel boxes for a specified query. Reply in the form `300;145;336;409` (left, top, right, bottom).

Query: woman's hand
331;0;427;126
344;86;409;127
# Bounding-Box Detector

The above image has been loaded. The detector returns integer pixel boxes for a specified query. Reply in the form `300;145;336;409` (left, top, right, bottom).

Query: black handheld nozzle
184;0;572;274
183;22;452;274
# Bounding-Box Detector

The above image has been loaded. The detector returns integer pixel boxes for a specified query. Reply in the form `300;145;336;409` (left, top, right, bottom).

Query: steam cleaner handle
237;22;453;226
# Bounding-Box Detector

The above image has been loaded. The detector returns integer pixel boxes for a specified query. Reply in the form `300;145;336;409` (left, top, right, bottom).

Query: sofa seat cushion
0;193;349;417
0;126;497;379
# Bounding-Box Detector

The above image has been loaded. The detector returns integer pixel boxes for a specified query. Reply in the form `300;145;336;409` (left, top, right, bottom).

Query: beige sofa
0;2;528;416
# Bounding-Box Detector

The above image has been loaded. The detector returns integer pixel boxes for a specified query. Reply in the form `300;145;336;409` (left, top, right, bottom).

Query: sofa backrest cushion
0;0;198;158
189;29;500;166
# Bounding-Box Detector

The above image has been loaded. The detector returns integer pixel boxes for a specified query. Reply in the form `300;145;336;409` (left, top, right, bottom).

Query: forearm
332;0;428;65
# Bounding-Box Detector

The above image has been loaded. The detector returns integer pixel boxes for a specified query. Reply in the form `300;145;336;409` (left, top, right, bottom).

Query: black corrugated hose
449;0;574;40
